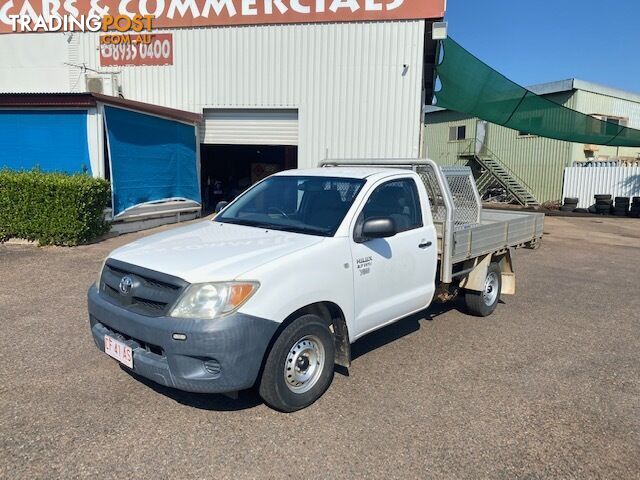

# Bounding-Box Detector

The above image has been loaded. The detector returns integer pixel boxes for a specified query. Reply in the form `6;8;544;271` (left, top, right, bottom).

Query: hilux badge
119;276;133;295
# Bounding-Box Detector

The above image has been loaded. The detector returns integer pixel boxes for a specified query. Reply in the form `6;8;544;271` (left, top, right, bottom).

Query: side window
360;179;423;233
449;125;466;141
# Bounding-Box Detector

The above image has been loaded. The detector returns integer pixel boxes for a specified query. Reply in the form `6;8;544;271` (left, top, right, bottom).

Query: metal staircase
458;141;539;207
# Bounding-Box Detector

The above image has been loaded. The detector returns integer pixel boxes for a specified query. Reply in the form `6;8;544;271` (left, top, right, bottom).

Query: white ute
88;159;544;412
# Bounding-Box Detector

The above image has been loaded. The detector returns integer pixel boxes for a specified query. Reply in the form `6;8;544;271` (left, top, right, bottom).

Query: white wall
563;165;640;208
0;33;71;92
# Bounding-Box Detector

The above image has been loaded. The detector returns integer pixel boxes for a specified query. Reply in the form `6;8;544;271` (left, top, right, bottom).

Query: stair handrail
455;139;537;203
460;139;476;157
475;145;537;199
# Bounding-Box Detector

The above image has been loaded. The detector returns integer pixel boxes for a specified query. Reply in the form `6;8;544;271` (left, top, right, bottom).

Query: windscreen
216;176;366;237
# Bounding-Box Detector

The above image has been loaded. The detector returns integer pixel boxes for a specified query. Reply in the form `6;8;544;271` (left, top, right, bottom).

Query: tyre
632;197;640;205
615;197;630;204
574;208;589;214
594;194;611;201
588;206;597;214
596;199;613;206
560;206;575;212
259;314;335;412
563;197;579;205
464;262;502;317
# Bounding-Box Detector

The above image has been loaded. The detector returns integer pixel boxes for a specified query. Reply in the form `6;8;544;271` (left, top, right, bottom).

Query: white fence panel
563;166;640;208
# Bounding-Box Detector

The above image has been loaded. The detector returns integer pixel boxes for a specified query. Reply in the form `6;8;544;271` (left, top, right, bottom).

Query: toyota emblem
119;276;133;295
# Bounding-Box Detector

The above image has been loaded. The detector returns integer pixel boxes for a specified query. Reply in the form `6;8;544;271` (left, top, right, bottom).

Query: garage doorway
200;144;297;212
200;108;299;213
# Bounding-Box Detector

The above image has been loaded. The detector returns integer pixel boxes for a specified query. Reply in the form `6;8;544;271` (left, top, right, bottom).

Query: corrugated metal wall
570;90;640;161
0;33;70;92
423;111;477;165
482;120;572;204
73;21;426;169
562;166;640;208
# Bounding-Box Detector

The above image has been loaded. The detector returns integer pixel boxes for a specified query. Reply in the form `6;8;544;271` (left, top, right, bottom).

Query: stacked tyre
560;197;579;212
613;197;630;217
630;197;640;218
594;194;613;215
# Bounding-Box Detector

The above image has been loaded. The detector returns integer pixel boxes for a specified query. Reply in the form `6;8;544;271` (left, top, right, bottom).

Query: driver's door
350;177;437;338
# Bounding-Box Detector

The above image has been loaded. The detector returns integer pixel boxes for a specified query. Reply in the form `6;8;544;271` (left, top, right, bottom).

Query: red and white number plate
104;335;133;368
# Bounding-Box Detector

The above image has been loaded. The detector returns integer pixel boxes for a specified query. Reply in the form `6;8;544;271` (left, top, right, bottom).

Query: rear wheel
259;314;335;412
465;262;502;317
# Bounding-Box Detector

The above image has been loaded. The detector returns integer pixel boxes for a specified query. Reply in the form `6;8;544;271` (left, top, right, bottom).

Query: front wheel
259;314;335;412
464;262;502;317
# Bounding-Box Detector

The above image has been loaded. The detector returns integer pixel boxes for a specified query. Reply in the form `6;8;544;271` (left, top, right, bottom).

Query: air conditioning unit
85;76;104;94
85;74;120;97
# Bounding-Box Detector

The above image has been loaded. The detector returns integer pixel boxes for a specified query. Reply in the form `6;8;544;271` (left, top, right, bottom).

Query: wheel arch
283;302;350;368
256;301;351;388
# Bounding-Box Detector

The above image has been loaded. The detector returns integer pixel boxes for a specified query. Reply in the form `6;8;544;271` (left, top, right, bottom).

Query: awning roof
0;92;202;124
433;37;640;147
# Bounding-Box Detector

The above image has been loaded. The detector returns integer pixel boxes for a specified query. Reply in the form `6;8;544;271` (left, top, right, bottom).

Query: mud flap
458;250;516;295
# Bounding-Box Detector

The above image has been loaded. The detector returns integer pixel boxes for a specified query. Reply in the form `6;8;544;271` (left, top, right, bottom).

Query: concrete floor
0;216;638;479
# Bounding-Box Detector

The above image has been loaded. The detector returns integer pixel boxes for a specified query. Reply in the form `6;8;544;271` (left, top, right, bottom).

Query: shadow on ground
350;297;468;361
122;368;264;411
120;299;468;411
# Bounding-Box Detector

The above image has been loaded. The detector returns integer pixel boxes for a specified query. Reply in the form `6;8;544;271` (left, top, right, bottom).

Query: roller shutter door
201;109;298;145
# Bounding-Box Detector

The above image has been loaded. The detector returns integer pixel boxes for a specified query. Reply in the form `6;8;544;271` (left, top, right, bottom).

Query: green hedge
0;169;111;246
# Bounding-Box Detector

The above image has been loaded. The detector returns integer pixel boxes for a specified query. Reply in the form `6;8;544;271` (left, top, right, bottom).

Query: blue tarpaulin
104;106;200;216
0;110;90;173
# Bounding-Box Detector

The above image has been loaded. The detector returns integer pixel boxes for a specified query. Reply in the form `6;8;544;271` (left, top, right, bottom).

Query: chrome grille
99;260;187;317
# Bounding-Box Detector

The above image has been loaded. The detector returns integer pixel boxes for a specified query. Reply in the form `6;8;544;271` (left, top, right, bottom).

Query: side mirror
357;217;397;243
214;201;229;214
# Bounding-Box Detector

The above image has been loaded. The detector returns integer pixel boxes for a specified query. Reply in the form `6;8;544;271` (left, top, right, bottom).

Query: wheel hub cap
284;335;325;394
483;272;499;306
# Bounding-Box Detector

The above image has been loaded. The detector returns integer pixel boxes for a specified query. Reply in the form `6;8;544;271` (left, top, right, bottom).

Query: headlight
169;282;259;319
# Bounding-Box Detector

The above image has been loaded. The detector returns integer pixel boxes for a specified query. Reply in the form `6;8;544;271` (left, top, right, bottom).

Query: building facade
1;1;445;219
424;79;640;204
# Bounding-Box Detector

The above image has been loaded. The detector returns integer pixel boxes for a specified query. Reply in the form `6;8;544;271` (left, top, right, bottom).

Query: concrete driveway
1;216;638;479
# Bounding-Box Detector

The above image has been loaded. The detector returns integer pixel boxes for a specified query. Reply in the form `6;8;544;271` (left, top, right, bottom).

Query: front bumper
87;285;279;393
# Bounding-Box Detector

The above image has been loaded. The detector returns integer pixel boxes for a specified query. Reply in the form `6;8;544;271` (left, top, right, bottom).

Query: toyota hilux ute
88;159;544;412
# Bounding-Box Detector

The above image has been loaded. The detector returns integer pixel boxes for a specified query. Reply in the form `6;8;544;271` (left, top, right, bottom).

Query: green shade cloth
434;37;640;147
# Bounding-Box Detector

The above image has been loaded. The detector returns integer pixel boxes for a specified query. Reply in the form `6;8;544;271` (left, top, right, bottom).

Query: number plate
104;335;133;369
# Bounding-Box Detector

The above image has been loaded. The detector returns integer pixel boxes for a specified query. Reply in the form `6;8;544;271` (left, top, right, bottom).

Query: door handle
419;241;432;249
